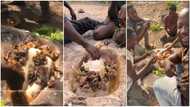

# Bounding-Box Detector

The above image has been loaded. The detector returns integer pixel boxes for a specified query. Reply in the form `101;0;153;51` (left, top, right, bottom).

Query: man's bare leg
93;21;115;40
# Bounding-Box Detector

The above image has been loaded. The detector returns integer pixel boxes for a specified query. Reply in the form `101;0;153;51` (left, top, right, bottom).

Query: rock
78;9;85;13
64;41;126;105
1;26;63;106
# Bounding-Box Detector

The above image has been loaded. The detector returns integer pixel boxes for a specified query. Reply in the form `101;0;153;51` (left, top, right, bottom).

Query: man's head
169;4;177;14
177;8;189;48
127;4;138;20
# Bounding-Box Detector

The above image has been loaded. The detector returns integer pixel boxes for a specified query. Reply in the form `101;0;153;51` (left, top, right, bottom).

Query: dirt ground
64;1;108;21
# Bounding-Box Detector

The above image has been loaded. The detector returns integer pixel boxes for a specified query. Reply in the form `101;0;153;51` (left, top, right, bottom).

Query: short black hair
169;4;177;11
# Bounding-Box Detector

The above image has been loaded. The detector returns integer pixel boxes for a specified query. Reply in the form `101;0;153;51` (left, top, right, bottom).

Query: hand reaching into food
83;43;100;60
151;47;177;77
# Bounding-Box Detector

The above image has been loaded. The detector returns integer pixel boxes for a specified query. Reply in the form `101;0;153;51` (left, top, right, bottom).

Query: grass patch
165;1;180;10
32;25;63;41
149;23;163;32
153;68;165;77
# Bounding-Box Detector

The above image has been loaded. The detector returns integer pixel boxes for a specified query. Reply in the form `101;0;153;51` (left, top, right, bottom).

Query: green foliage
32;25;63;41
149;23;163;32
165;1;180;10
0;99;5;106
153;68;165;77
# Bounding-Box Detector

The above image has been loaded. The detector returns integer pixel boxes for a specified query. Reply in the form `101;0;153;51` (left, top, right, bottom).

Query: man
153;8;189;106
127;4;153;49
65;1;126;47
112;4;126;47
93;1;126;40
127;28;155;91
160;4;178;44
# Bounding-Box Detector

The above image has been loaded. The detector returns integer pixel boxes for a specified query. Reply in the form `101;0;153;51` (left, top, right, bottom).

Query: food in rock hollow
75;58;117;93
3;39;62;102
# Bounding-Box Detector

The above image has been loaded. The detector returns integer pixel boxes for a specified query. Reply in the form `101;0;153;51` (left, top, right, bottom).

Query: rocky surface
63;39;126;106
1;25;63;106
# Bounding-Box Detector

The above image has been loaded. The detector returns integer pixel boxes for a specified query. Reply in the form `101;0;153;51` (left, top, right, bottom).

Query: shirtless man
127;27;155;91
65;1;126;41
127;4;153;49
153;8;189;106
65;1;126;47
160;4;178;44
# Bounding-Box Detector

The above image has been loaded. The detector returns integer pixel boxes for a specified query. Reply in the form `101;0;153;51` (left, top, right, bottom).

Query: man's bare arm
64;19;100;59
64;1;72;10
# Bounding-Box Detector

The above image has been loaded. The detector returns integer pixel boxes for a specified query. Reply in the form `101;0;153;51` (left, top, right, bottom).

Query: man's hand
156;59;176;77
83;43;100;59
70;9;77;20
143;21;150;29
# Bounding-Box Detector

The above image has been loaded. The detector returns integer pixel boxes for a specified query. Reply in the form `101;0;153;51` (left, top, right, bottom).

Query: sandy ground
64;1;108;21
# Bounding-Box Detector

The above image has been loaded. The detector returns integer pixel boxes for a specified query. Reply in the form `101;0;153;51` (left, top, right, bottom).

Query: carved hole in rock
70;49;120;97
3;38;61;103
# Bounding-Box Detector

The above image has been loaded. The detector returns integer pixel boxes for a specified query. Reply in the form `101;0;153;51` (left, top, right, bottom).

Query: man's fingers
94;49;100;59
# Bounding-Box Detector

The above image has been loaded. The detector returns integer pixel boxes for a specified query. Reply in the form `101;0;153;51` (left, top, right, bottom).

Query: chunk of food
3;38;61;102
154;49;173;60
81;59;106;78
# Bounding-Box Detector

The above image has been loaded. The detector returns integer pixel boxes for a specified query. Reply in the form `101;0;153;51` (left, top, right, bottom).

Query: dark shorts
71;17;102;34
